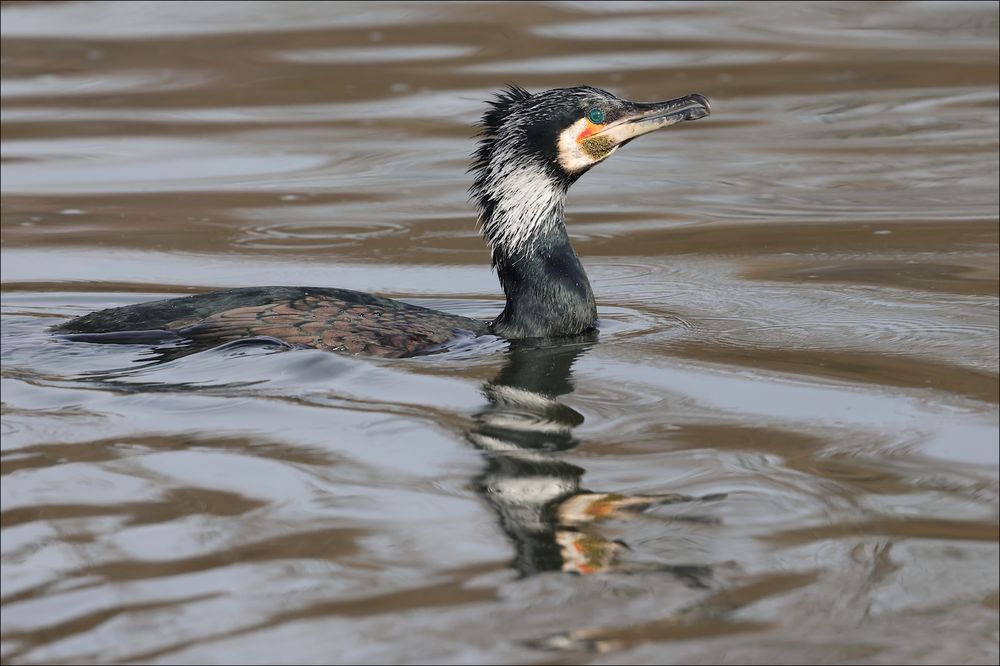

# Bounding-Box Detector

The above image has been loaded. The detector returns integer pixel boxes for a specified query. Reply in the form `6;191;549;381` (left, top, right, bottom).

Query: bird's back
53;286;488;357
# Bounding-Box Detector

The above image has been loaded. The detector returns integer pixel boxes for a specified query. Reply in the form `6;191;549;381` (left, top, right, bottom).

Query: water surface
2;1;998;664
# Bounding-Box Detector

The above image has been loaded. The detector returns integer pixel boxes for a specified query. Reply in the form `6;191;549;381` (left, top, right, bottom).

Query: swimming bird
53;86;710;357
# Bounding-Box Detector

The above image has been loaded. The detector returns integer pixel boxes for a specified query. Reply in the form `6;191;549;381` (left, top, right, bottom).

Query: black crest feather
482;84;532;132
469;84;532;184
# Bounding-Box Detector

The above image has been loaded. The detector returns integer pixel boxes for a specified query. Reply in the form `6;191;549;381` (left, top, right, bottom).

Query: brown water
2;1;998;663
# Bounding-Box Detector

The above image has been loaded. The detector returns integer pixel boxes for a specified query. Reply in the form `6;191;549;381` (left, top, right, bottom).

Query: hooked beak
594;93;711;146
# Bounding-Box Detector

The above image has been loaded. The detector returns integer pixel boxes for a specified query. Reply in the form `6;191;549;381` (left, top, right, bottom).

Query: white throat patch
477;146;566;260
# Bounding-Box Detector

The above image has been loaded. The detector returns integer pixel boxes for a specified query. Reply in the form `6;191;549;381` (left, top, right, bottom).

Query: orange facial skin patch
576;119;603;142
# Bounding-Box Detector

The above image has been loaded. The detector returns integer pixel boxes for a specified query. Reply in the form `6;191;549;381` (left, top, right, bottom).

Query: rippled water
2;1;998;663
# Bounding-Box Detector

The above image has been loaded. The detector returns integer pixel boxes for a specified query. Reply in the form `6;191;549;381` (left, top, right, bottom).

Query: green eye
587;108;605;124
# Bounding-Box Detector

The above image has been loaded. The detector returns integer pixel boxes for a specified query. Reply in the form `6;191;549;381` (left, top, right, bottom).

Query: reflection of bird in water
53;86;710;356
469;340;723;577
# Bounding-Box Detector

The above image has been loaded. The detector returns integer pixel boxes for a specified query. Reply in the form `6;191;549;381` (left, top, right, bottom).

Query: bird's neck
477;167;596;339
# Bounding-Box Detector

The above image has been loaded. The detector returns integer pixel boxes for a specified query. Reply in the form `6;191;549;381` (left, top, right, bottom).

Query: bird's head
472;85;710;188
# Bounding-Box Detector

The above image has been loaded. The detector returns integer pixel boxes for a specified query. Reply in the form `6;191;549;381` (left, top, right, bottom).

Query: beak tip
691;93;712;115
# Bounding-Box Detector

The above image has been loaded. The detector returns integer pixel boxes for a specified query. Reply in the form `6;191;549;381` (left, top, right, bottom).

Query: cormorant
53;86;710;357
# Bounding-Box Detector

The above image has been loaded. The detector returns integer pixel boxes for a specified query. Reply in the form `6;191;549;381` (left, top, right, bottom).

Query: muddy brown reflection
1;1;998;664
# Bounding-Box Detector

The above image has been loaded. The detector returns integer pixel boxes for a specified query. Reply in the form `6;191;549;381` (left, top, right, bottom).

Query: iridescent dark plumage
56;287;486;357
53;86;710;356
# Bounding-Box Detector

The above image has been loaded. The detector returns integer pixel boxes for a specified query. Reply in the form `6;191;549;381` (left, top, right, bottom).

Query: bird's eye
587;108;605;124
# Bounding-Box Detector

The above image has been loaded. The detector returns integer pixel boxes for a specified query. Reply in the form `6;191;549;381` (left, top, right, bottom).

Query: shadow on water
468;336;721;581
